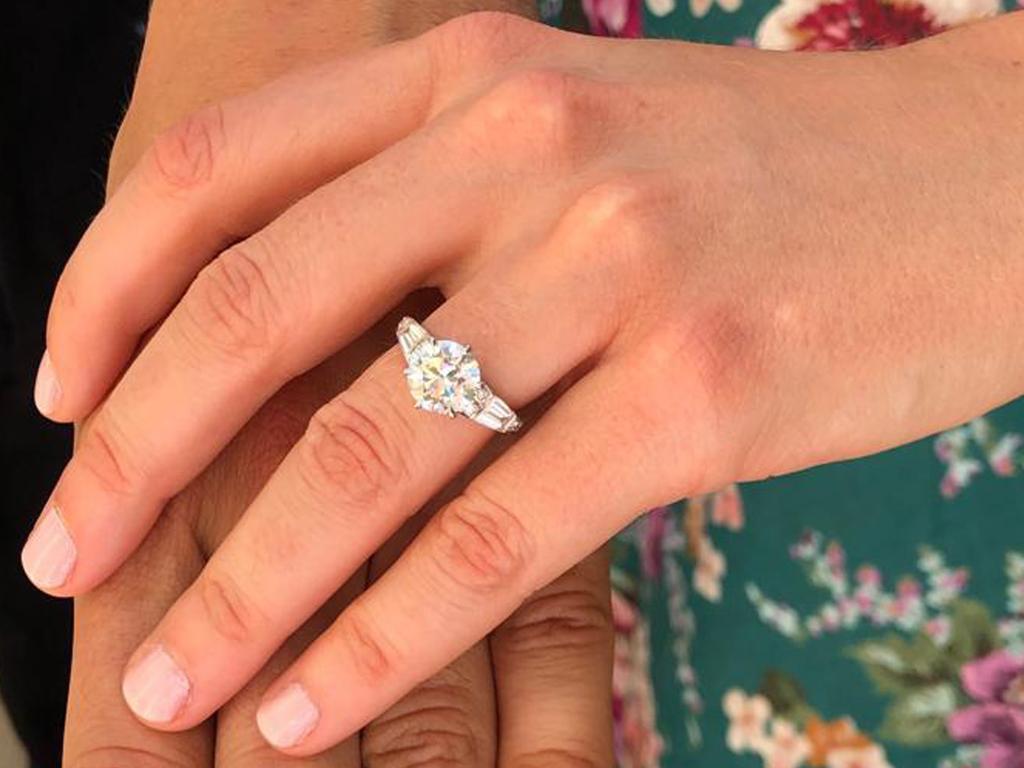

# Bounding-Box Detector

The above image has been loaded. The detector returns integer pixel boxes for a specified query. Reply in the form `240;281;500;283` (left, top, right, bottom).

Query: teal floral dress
541;1;1024;766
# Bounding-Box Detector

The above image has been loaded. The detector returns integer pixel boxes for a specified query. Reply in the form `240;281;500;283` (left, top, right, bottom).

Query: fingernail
21;506;76;589
122;645;191;724
34;350;61;417
257;682;320;749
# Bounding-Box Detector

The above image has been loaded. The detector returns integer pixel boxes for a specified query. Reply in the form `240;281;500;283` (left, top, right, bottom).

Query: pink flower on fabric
939;568;970;592
796;0;942;50
989;434;1023;477
947;650;1024;768
711;484;745;531
582;0;644;37
760;719;810;768
923;616;952;646
641;507;668;580
935;429;965;462
611;589;639;633
856;565;882;589
826;542;847;578
897;577;922;598
940;458;984;498
611;589;664;768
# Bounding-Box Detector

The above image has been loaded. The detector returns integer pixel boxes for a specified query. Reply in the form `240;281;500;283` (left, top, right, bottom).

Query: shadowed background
1;4;147;765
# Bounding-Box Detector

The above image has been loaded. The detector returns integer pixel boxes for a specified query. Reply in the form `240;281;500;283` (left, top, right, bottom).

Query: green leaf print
757;669;817;726
846;599;1002;747
848;599;999;696
877;683;958;747
945;599;1000;667
847;634;948;696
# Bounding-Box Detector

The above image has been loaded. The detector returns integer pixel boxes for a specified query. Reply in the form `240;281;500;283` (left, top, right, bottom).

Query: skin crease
33;4;1024;759
62;2;615;767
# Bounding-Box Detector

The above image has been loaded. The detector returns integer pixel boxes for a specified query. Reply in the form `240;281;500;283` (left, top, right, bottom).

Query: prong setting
397;317;521;434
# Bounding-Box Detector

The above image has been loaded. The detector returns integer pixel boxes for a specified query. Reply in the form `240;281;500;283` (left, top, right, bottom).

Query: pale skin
26;4;1024;758
60;2;614;767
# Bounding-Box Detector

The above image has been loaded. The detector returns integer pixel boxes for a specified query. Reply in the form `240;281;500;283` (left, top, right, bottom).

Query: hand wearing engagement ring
24;9;1024;759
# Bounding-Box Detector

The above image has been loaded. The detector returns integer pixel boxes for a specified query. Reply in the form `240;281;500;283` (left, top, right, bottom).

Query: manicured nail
257;683;320;749
34;350;61;417
122;645;191;724
21;506;76;589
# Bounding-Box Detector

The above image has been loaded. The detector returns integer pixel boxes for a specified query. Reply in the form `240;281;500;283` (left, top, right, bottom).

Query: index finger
24;109;487;597
41;36;432;425
40;11;551;424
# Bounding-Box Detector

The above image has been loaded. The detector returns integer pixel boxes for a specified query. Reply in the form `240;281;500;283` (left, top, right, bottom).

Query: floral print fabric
549;0;1013;47
541;3;1022;765
605;402;1024;768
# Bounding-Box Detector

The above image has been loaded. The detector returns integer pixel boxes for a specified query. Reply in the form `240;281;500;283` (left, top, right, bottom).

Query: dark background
1;4;148;765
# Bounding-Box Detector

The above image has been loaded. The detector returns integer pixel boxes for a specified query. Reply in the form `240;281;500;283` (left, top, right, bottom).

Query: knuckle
212;744;283;766
77;415;149;498
511;748;608;768
638;301;771;491
498;583;612;656
558;176;674;325
296;391;408;509
68;744;194;768
144;103;227;193
462;70;594;165
563;176;670;261
179;241;286;363
431;489;533;595
337;608;398;686
363;682;483;768
196;569;264;644
363;725;480;768
429;11;537;72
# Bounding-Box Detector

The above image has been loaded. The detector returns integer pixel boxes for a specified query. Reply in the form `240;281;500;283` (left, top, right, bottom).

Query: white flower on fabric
919;0;999;26
646;0;677;15
826;745;893;768
694;538;727;602
723;689;772;753
758;719;811;768
690;0;742;18
755;0;826;49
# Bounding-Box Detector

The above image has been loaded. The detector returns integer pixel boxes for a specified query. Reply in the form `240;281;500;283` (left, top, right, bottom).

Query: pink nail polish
122;645;191;724
21;506;76;589
257;683;320;749
34;350;61;417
